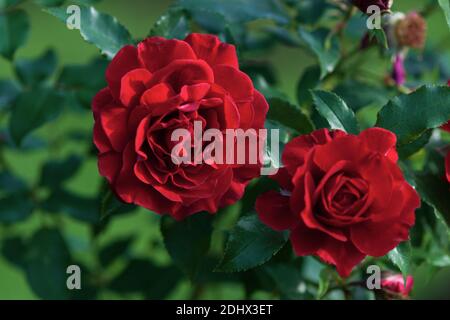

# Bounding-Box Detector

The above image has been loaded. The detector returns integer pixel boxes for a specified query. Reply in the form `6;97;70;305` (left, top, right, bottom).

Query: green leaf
376;86;450;147
412;171;450;226
25;228;71;300
369;28;388;49
58;58;107;89
99;237;133;266
333;79;391;112
0;9;30;60
0;171;27;194
298;28;340;79
0;193;33;223
398;131;432;159
0;79;20;111
14;49;57;86
176;0;289;24
1;236;26;268
317;268;332;299
310;90;360;134
161;213;212;279
45;6;133;59
438;0;450;31
0;0;24;9
43;189;99;224
295;0;330;25
33;0;64;7
39;154;82;189
99;187;135;220
297;65;321;108
267;97;314;135
215;214;289;272
387;241;412;282
265;26;302;47
109;258;181;299
149;7;190;39
264;262;309;299
9;88;64;146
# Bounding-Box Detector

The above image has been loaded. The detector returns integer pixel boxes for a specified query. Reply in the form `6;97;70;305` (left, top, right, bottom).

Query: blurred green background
0;0;449;299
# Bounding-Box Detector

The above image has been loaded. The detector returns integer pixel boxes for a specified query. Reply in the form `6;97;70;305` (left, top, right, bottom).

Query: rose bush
1;0;450;301
92;33;268;220
256;128;420;276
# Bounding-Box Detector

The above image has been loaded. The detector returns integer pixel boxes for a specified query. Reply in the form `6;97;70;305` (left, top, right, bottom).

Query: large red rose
255;128;420;277
92;33;268;220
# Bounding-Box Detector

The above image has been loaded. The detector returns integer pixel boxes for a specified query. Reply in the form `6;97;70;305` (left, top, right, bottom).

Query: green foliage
298;28;340;79
161;213;213;279
376;86;450;150
267;97;314;135
0;0;449;301
45;5;133;59
0;9;30;60
149;7;190;39
14;49;57;86
388;241;412;282
25;228;71;300
9;88;64;146
310;90;359;134
438;0;450;31
216;214;288;272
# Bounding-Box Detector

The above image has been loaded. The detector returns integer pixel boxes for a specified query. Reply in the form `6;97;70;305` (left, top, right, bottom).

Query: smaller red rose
256;128;420;277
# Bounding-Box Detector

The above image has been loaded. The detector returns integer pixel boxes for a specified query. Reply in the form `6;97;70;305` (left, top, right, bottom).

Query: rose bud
395;12;427;49
381;274;414;298
351;0;393;14
256;128;420;277
92;34;268;220
391;54;406;86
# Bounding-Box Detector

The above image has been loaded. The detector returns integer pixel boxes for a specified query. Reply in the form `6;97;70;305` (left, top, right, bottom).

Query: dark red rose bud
352;0;393;13
381;274;414;297
395;12;427;49
256;128;420;277
92;33;268;220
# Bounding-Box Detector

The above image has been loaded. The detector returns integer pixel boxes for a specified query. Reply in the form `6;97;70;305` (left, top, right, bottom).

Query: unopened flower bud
395;12;427;49
381;274;414;298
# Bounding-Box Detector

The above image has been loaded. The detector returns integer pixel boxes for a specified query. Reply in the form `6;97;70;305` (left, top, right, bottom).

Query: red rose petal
149;59;214;91
137;37;196;72
98;151;122;184
290;219;326;255
106;45;141;101
100;106;129;152
360;127;398;163
213;65;254;103
256;190;297;231
316;239;365;278
120;68;152;107
251;90;269;129
184;33;239;69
